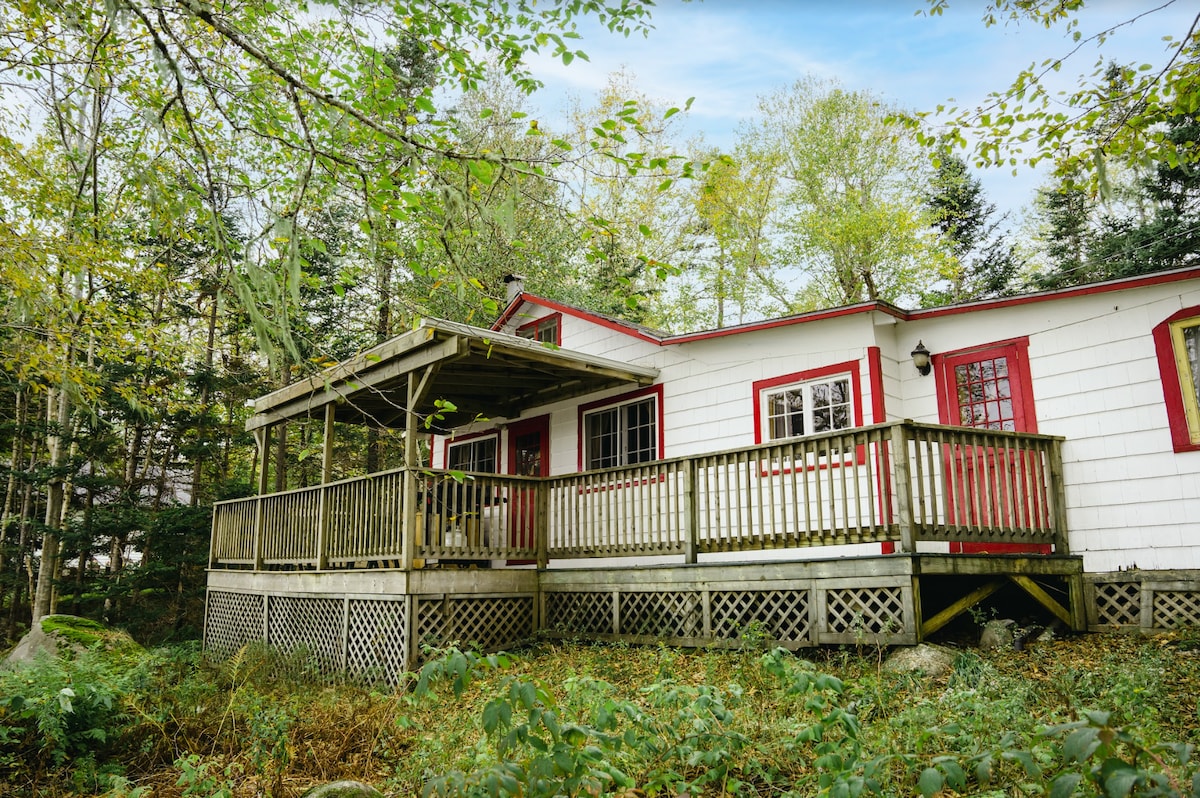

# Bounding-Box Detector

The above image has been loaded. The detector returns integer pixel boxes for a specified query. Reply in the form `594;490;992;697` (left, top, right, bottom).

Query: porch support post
253;425;270;571
401;373;420;571
321;403;336;484
316;403;336;570
1047;438;1071;554
536;480;549;570
401;363;441;571
682;460;698;564
890;421;916;553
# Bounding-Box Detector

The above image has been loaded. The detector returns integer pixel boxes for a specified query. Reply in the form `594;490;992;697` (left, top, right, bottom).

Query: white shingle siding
467;277;1200;573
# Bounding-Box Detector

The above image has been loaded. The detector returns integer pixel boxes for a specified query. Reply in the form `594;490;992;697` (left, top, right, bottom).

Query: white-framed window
761;374;854;441
446;435;498;473
582;392;659;469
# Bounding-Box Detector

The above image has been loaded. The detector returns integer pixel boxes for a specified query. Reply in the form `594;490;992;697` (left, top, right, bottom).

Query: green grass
2;632;1199;796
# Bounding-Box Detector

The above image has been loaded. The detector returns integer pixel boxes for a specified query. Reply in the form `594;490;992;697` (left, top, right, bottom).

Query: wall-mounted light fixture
911;341;932;376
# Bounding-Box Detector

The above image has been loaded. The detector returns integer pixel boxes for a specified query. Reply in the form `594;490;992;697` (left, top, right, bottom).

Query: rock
881;643;957;678
300;782;385;798
980;618;1017;650
2;615;141;670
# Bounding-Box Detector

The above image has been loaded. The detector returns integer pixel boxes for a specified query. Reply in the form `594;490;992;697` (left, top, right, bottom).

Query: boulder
980;618;1017;650
3;615;140;670
881;643;957;679
300;782;385;798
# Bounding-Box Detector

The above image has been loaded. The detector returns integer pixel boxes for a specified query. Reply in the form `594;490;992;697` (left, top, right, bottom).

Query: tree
0;0;662;635
921;154;1021;306
659;145;784;330
757;77;938;308
912;2;1200;191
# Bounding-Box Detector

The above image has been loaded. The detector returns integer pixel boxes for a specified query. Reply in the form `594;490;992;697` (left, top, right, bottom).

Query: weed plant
1;632;1199;796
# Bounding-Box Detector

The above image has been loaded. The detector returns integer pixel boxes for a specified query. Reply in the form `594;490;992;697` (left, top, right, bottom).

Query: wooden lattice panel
1153;591;1200;629
267;596;343;674
416;596;534;652
1093;581;1141;627
711;589;811;645
545;592;613;635
205;591;265;655
825;587;904;634
346;599;408;684
620;591;701;638
452;597;535;650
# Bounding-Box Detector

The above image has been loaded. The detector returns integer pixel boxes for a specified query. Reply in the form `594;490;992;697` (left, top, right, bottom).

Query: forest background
0;0;1197;644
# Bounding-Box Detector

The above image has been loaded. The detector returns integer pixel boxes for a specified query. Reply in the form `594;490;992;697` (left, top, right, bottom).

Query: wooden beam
920;579;1005;638
246;336;465;430
1008;574;1073;627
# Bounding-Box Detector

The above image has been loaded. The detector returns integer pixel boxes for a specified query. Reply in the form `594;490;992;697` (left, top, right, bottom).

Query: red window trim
1153;305;1200;453
932;336;1038;433
516;312;562;346
577;383;665;471
441;429;500;471
751;360;865;445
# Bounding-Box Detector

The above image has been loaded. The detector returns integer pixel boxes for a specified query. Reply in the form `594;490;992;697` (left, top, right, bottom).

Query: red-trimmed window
753;362;863;444
1153;306;1200;453
445;433;498;473
579;385;663;470
933;338;1037;433
517;313;561;345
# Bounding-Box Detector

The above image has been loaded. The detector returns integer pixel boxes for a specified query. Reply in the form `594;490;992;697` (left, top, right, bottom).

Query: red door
507;415;549;561
934;339;1050;553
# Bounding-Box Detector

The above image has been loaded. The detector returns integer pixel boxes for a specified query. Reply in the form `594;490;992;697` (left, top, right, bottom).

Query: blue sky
523;0;1196;218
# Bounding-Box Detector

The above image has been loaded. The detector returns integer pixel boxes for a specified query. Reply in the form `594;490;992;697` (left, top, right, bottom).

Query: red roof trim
494;294;663;344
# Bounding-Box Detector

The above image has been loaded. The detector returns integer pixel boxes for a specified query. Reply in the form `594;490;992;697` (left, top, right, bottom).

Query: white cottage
205;267;1200;677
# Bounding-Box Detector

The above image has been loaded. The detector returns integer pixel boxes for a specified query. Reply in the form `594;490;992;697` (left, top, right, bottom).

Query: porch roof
245;318;660;431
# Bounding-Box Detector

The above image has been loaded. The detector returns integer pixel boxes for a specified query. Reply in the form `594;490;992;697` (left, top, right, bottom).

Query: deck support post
401;373;420;571
401;364;440;571
253;425;270;571
891;422;916;553
683;460;698;564
1047;438;1071;555
316;404;336;570
536;481;549;570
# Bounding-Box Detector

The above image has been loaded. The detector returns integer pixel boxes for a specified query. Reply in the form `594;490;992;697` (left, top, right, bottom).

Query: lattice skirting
544;582;913;648
414;595;536;652
205;589;536;681
1087;572;1200;631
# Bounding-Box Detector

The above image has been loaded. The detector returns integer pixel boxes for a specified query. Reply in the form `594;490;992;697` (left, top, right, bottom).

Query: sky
522;0;1197;220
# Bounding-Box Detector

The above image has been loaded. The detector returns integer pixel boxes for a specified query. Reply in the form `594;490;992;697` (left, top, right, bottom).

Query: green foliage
909;2;1200;190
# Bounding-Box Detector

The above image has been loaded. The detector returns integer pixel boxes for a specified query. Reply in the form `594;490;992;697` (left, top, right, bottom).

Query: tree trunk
32;387;70;623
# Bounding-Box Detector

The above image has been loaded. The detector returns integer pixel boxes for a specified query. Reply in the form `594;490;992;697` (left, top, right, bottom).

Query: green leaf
1064;726;1101;762
1100;759;1138;797
917;767;943;797
1050;772;1082;798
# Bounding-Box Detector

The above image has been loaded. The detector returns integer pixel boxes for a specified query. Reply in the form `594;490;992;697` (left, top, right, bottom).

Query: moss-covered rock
2;614;142;669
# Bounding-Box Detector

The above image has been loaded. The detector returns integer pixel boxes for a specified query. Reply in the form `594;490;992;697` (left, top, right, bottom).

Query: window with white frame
446;436;497;472
762;374;854;441
583;395;658;469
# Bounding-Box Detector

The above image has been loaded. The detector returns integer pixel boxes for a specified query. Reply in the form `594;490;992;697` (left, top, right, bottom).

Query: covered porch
205;320;1084;673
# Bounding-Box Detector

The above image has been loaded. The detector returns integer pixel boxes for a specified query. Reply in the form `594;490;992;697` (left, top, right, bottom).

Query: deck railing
209;421;1068;570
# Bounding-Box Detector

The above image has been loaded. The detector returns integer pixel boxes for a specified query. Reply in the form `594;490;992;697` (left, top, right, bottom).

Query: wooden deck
204;421;1093;675
210;421;1070;571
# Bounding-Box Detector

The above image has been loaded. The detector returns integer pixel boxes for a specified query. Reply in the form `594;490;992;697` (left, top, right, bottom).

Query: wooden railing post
890;422;916;553
253;426;270;571
683;460;698;564
536;480;549;569
1047;437;1071;554
316;485;330;570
